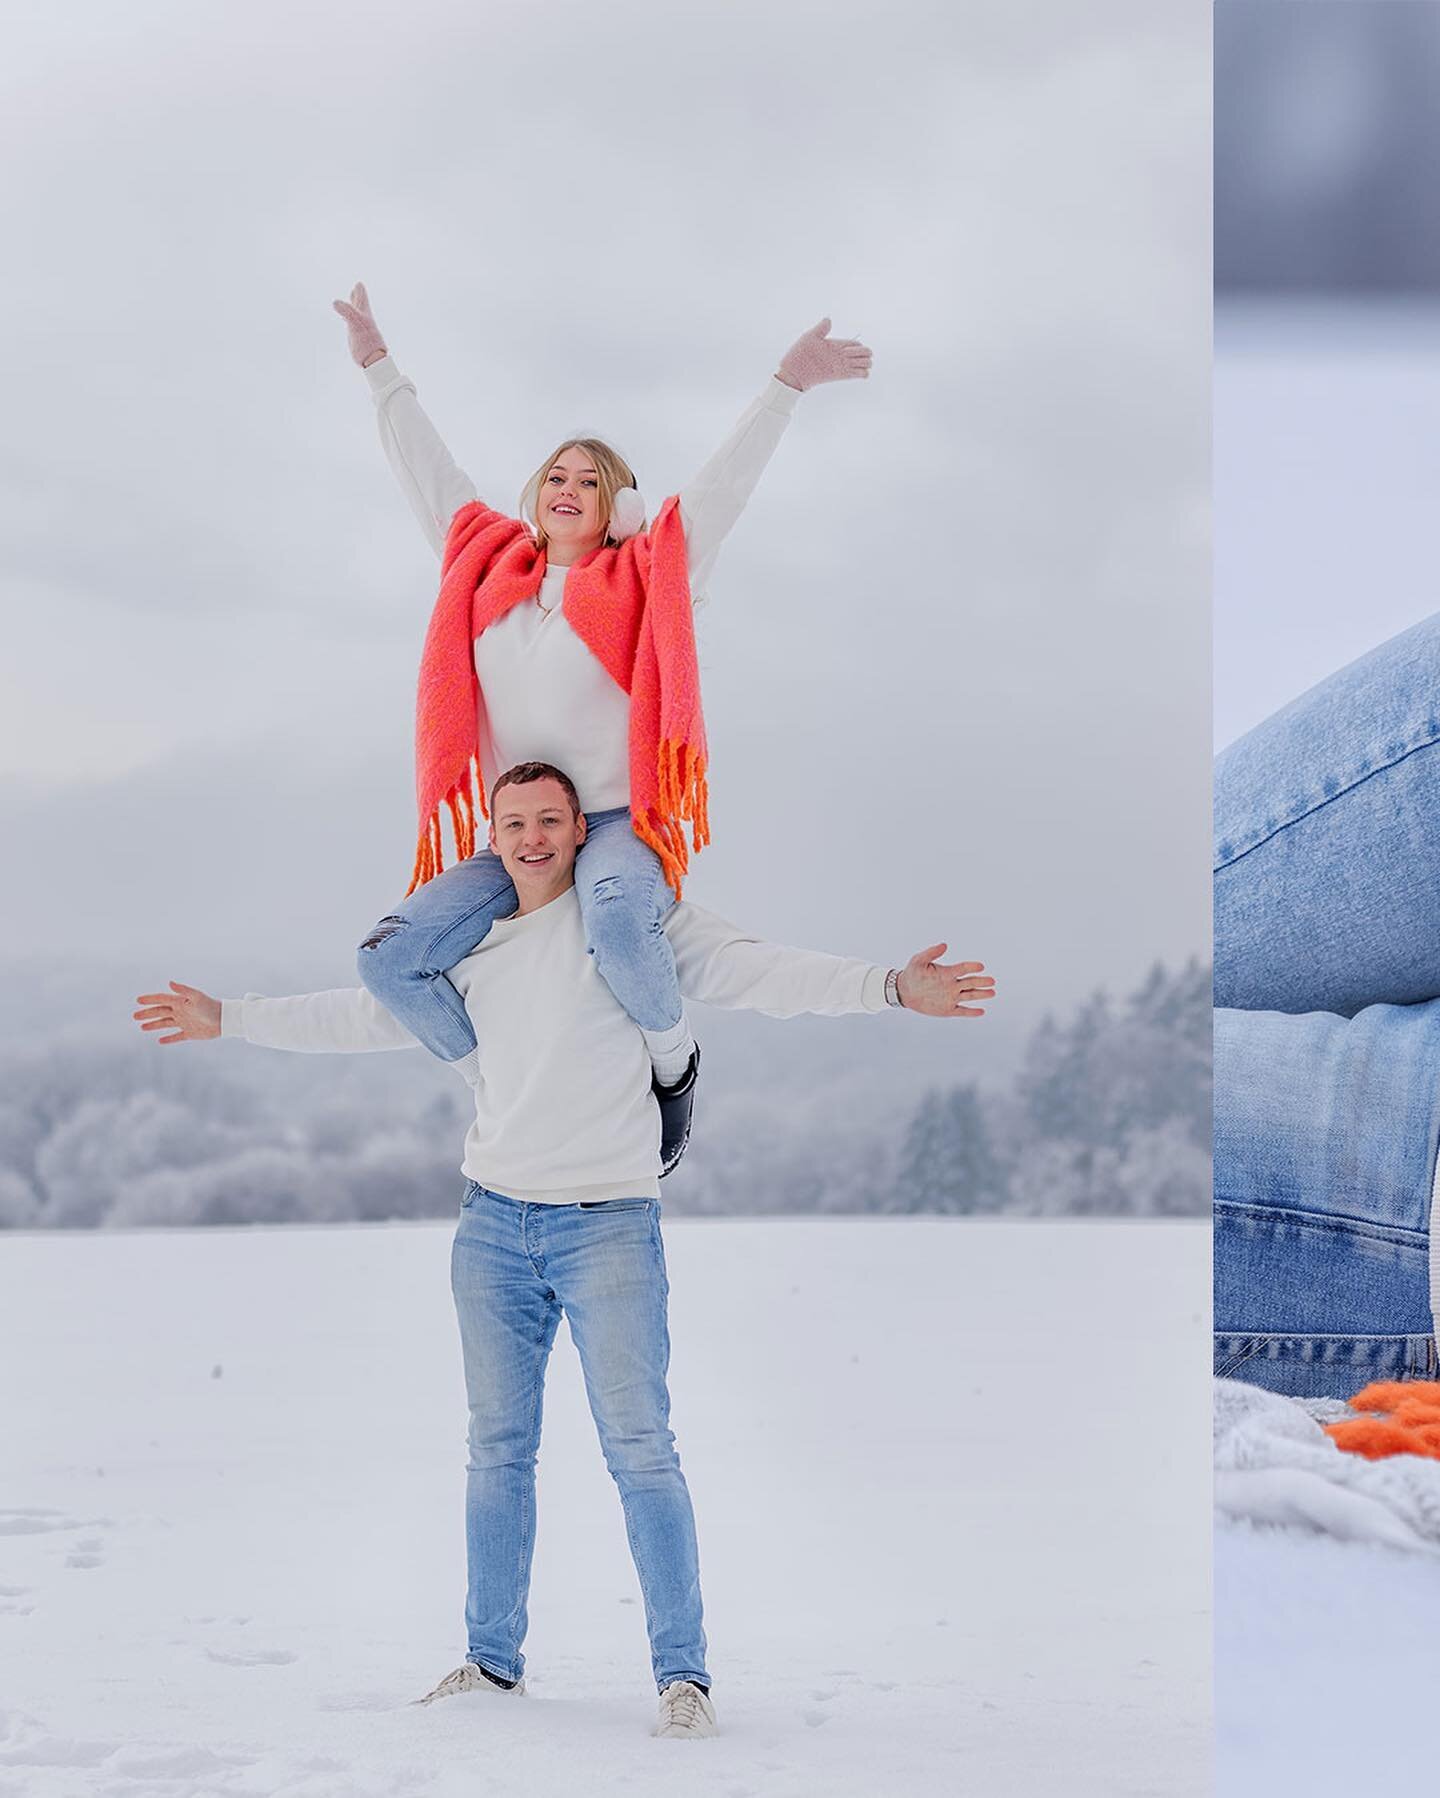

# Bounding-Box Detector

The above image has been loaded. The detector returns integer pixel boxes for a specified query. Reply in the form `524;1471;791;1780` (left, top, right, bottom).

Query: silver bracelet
885;968;904;1008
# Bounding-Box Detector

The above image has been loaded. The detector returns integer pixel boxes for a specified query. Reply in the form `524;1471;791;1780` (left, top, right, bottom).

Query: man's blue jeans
1215;611;1440;1397
358;808;683;1064
450;1184;709;1691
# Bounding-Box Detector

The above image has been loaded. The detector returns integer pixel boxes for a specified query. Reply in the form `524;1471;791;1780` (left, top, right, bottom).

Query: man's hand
896;945;996;1018
776;317;872;391
133;981;222;1044
332;281;388;368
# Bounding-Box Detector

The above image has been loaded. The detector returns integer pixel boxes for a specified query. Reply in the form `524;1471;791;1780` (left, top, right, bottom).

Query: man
133;761;996;1741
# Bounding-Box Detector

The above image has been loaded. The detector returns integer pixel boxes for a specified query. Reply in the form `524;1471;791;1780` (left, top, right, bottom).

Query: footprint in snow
205;1647;298;1667
0;1730;119;1771
0;1511;113;1538
316;1690;400;1712
106;1744;255;1778
0;1511;75;1537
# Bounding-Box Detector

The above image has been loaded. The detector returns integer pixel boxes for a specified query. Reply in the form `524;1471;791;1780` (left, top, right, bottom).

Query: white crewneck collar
491;884;578;931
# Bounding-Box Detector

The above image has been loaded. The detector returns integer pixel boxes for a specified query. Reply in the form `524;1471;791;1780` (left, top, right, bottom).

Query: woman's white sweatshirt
223;893;888;1205
364;354;800;813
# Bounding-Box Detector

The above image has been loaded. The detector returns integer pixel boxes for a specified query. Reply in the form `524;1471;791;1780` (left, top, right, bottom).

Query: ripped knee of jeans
586;876;659;961
358;915;409;953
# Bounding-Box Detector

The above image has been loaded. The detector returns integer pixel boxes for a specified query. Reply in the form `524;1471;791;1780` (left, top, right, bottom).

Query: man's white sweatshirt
223;892;889;1206
363;354;800;813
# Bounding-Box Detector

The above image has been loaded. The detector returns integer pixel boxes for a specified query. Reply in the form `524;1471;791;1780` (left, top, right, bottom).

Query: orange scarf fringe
632;738;710;897
407;757;483;896
407;740;710;900
1326;1380;1440;1462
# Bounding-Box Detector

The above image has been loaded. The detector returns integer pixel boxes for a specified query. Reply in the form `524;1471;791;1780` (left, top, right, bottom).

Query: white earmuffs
607;485;647;541
519;474;647;544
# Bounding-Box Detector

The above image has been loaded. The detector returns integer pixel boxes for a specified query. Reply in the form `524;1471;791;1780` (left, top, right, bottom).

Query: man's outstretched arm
133;981;419;1053
663;905;996;1020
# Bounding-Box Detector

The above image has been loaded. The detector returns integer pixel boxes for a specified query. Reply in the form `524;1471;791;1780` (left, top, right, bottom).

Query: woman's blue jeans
357;807;682;1063
451;1184;708;1691
1214;611;1440;1397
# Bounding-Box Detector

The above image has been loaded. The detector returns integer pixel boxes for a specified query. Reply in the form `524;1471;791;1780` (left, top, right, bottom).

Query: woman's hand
895;947;996;1018
332;281;388;368
133;981;222;1044
776;318;872;392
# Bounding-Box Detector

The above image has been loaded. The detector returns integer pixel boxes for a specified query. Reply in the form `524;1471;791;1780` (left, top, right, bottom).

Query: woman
1214;610;1440;1398
333;283;871;1151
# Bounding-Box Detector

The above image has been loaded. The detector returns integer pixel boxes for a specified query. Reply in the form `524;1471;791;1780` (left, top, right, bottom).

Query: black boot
653;1044;700;1177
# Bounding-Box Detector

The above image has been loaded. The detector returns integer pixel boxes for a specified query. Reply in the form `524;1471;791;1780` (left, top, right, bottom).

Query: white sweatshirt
223;892;888;1206
364;354;801;813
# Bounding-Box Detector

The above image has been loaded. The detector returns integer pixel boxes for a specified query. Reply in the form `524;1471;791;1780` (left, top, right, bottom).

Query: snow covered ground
0;1217;1209;1797
1216;1525;1440;1796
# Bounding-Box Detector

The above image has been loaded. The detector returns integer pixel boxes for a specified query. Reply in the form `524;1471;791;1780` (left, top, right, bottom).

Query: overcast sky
0;0;1209;1078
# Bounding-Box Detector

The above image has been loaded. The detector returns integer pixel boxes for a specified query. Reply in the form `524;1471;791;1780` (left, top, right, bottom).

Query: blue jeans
357;807;682;1063
1214;612;1440;1397
450;1184;708;1691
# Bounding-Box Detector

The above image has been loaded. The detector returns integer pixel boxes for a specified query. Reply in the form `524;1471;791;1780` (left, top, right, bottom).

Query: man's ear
487;823;498;854
575;811;588;846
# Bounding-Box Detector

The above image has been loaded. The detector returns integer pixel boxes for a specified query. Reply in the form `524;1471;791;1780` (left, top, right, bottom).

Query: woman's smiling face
540;447;602;552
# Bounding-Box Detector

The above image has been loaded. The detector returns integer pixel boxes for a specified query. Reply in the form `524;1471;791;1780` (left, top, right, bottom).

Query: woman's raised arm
333;282;480;559
678;317;871;601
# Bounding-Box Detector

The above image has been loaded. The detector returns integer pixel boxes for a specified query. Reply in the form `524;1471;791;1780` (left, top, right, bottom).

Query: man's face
489;777;587;905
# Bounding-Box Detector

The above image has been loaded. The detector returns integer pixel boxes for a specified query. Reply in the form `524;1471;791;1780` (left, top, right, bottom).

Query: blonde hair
524;437;637;552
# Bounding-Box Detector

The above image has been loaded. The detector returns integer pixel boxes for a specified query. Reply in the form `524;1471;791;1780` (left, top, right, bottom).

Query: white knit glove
776;318;872;391
332;282;388;369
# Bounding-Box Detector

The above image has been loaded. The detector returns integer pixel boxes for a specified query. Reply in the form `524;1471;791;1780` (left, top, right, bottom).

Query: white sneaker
414;1661;525;1705
654;1679;717;1739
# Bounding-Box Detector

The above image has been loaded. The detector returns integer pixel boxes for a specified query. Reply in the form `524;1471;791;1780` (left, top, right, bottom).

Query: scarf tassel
406;759;485;896
635;737;710;899
407;741;707;901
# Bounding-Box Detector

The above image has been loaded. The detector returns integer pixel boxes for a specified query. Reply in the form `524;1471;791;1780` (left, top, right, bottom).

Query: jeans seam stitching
1214;1196;1429;1248
505;1309;551;1676
1215;728;1440;872
1215;1330;1434;1345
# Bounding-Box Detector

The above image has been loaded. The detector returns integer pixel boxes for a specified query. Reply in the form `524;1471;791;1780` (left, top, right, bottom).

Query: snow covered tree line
886;958;1212;1218
0;959;1209;1227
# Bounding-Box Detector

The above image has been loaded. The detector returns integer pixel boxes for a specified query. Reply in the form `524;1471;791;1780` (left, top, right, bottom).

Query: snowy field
1216;1526;1440;1796
0;1218;1209;1798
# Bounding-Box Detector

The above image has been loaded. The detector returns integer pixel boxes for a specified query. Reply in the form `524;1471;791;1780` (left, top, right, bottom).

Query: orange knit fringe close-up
632;737;710;898
407;765;481;896
1327;1381;1440;1461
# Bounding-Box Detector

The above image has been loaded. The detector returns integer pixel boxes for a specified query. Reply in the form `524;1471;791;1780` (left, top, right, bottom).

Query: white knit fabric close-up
1214;1376;1440;1556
